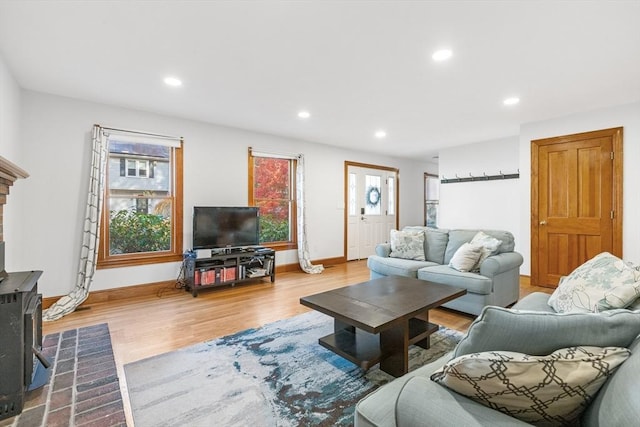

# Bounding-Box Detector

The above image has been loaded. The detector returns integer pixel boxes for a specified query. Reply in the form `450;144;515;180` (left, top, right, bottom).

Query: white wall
0;54;24;268
518;102;640;274
437;103;640;277
437;136;521;248
16;91;430;297
0;56;21;161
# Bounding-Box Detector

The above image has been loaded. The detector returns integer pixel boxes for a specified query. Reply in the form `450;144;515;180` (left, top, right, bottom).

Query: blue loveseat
367;227;523;315
354;292;640;426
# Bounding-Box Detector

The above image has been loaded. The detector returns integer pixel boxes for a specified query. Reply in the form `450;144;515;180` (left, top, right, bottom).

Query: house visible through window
248;149;297;249
98;133;183;268
124;158;151;177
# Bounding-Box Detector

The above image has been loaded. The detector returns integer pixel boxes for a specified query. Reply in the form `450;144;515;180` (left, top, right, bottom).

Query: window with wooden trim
98;134;183;268
248;149;297;250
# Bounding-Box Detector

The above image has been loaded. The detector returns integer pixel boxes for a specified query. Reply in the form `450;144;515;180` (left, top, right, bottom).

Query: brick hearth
0;324;126;427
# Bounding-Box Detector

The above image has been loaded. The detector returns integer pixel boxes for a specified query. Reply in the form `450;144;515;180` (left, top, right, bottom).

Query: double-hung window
248;149;297;250
98;132;183;268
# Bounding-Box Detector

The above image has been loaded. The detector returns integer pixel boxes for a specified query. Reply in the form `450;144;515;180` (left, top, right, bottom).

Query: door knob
540;220;547;225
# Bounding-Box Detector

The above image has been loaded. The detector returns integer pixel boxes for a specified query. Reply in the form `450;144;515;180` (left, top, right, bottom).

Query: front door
346;162;398;261
531;127;623;288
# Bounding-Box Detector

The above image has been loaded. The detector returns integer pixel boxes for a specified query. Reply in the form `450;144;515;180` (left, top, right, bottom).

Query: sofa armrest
479;252;524;277
395;377;530;426
375;243;392;257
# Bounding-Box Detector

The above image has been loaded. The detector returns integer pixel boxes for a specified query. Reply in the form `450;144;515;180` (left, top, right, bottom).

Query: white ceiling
1;1;639;160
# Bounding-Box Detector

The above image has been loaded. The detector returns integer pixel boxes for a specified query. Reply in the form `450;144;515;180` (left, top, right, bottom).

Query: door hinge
611;211;615;219
611;152;614;160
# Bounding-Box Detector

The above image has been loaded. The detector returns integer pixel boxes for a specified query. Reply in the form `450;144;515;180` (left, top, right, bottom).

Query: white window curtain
43;125;181;321
43;125;108;321
295;154;324;274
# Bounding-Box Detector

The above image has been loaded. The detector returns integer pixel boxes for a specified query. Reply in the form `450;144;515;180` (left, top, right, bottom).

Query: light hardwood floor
42;260;550;426
43;260;549;367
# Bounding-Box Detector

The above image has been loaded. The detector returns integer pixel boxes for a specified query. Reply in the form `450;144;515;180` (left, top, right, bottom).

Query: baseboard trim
42;257;349;309
42;280;178;309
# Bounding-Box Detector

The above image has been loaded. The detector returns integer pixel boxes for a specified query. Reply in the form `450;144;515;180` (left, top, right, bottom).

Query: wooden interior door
531;127;623;288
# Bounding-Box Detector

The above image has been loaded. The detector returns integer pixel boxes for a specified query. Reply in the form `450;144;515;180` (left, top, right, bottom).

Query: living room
1;1;640;426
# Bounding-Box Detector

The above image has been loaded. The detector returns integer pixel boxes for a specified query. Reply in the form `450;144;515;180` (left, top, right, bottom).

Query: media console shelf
185;248;275;297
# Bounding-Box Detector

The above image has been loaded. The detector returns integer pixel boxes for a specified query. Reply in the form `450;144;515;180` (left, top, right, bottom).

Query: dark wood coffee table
299;276;466;377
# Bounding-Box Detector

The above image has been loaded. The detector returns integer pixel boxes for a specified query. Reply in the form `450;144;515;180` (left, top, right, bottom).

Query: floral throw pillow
548;252;640;313
389;229;425;261
431;346;630;426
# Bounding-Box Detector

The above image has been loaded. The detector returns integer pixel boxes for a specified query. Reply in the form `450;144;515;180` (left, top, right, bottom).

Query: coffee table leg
414;311;431;349
334;318;355;334
379;322;409;377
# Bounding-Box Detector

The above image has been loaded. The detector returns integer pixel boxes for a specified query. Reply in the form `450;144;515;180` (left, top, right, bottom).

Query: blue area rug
124;311;463;426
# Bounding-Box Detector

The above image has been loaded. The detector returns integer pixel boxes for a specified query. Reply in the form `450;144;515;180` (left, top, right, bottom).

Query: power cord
156;258;188;298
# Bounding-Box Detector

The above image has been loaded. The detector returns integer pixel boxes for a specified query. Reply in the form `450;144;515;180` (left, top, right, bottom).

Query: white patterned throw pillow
548;252;640;313
431;346;630;426
389;229;425;261
448;243;482;272
469;231;502;271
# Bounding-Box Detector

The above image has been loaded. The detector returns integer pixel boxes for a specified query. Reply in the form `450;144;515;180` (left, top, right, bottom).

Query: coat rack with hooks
440;170;519;184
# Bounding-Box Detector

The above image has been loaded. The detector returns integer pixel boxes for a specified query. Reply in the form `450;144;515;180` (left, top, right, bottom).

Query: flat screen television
192;206;260;250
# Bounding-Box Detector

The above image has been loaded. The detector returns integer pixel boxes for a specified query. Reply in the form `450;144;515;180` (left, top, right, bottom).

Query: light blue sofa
354;292;640;426
367;227;524;315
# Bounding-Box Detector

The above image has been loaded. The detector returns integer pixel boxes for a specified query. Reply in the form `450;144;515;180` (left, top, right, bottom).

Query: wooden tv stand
185;248;275;297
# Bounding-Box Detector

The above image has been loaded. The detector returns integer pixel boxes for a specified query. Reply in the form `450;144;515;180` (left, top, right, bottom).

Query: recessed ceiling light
432;49;453;62
375;130;387;139
503;97;520;106
297;110;311;119
163;76;182;87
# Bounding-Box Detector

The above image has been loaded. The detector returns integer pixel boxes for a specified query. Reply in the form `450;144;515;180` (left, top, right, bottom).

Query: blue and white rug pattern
124;310;462;427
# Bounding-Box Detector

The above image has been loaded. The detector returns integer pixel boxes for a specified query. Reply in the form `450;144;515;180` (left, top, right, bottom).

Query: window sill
264;243;298;252
97;253;183;269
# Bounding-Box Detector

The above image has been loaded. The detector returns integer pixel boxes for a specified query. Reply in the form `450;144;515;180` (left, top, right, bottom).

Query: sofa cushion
582;336;640;426
354;353;451;427
431;346;630;426
367;255;437;278
453;306;640;358
403;226;449;264
417;265;492;295
512;292;556;313
548;252;640;313
444;230;515;265
448;243;483;272
394;375;532;427
389;229;426;261
355;349;529;427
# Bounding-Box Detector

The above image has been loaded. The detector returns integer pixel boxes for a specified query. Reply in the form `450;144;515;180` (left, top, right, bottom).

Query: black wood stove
0;264;47;420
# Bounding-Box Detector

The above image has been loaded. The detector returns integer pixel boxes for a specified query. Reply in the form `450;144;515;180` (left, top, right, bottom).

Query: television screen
192;207;260;250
